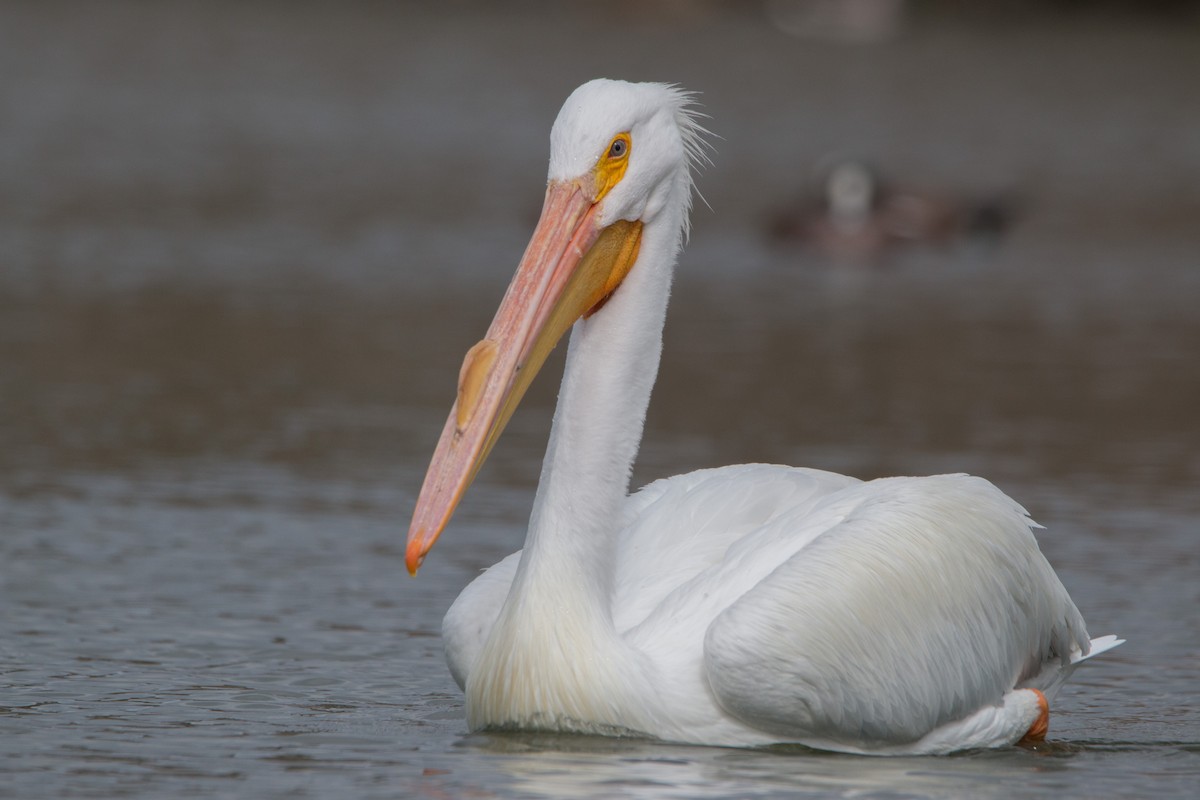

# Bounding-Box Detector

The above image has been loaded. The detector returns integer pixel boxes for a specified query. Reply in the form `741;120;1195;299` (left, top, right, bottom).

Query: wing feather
613;465;859;632
703;474;1089;747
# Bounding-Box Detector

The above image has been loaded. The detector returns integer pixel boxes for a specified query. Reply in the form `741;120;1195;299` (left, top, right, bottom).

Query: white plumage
407;79;1121;754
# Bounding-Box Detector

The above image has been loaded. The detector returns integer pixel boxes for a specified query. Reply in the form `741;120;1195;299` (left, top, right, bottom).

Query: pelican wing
702;474;1090;749
612;465;861;632
444;464;856;689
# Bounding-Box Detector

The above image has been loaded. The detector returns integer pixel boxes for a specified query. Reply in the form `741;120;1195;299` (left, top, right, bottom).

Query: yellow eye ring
593;133;631;201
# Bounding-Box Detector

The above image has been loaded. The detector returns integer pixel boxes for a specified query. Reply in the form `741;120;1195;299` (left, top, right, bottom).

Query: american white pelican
405;79;1121;755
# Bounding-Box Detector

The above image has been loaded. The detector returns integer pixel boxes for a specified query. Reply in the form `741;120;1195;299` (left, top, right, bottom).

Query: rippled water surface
2;3;1199;798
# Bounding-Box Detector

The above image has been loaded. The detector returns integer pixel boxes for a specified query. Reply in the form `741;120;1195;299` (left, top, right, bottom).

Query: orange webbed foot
1018;688;1050;744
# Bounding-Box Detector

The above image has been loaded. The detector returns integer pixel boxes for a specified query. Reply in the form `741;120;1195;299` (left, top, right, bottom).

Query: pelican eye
593;133;632;201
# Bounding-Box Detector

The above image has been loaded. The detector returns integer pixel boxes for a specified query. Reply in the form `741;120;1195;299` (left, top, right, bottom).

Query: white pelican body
406;79;1121;755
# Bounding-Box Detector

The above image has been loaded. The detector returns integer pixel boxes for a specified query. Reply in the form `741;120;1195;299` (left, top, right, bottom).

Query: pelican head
406;80;708;574
548;80;704;236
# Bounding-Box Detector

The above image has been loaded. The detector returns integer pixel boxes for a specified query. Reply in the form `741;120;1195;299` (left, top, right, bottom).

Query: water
2;3;1199;797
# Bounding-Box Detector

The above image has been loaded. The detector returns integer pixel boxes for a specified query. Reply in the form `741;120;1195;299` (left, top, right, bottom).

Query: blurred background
2;2;1198;798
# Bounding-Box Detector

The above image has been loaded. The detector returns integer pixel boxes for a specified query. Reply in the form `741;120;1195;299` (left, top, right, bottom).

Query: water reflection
415;731;1086;800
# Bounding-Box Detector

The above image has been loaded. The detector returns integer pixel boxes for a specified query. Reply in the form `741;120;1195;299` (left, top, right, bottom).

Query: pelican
405;79;1121;755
